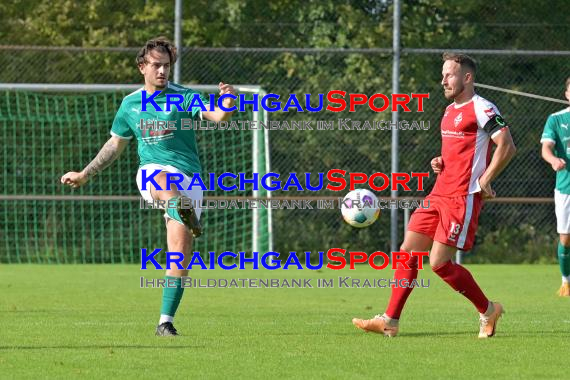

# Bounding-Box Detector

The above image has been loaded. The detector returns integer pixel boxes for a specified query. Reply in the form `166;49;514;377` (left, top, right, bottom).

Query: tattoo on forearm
83;140;121;178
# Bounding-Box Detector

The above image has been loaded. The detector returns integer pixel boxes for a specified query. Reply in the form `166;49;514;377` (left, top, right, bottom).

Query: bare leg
148;171;194;276
559;233;570;247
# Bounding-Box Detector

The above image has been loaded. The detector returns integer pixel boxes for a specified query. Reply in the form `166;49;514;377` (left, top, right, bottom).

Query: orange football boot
352;314;399;337
558;282;570;297
478;302;504;339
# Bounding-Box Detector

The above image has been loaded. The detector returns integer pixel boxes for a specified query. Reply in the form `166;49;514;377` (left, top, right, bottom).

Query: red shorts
407;193;483;251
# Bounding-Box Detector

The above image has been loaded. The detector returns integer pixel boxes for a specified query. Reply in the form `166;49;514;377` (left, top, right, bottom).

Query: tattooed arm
61;136;129;188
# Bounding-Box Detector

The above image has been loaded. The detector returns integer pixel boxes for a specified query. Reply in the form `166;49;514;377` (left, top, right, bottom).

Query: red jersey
431;94;507;197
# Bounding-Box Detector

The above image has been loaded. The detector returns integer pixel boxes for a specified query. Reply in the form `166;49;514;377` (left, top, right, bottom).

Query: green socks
557;242;570;277
165;197;184;224
160;276;184;317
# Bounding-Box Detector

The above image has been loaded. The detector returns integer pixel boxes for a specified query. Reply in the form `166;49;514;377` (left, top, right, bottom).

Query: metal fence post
390;0;401;254
174;0;182;83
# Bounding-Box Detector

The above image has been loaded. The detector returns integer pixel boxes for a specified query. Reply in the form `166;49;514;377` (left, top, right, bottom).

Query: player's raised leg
430;241;503;338
557;234;570;296
148;170;199;336
148;170;202;238
352;231;432;337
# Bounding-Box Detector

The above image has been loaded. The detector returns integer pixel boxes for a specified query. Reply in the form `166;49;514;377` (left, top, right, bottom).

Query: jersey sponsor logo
562;123;568;130
138;118;174;142
131;107;141;114
454;112;463;128
142;129;173;138
441;130;465;139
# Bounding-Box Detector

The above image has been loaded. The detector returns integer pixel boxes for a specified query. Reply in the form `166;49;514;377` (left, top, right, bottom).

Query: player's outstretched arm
541;141;566;171
202;82;236;122
61;136;129;188
478;129;517;198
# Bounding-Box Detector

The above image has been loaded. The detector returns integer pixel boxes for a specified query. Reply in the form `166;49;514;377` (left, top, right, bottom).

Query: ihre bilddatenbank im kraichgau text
137;89;431;131
139;250;431;289
138;169;431;210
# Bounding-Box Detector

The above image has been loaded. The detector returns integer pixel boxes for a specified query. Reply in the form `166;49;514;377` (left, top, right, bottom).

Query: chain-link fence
1;0;569;263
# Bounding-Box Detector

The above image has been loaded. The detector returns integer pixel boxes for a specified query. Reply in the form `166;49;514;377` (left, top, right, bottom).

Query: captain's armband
483;115;508;136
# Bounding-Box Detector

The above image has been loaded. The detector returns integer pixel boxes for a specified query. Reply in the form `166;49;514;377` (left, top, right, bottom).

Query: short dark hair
442;52;477;76
136;37;177;66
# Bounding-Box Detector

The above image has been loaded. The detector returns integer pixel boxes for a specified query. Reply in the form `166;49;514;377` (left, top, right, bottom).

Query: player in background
61;37;236;336
540;77;570;297
353;53;516;338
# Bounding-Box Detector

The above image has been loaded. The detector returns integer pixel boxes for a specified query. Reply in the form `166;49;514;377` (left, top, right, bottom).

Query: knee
560;235;570;247
167;269;189;278
398;245;419;270
429;256;449;269
151;172;180;200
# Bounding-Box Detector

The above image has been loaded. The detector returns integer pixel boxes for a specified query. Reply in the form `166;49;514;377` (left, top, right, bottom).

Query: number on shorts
450;222;461;234
449;222;461;241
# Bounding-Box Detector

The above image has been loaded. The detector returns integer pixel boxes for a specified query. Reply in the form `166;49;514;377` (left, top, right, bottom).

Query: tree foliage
1;0;568;261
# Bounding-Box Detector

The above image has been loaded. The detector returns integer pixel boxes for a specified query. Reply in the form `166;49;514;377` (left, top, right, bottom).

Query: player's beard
155;78;167;90
443;83;464;100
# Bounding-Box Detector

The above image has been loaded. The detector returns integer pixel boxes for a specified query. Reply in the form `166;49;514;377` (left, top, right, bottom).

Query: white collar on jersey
453;95;476;109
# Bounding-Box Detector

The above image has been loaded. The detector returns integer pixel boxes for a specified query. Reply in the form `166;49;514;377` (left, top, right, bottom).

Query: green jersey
541;107;570;194
111;82;208;176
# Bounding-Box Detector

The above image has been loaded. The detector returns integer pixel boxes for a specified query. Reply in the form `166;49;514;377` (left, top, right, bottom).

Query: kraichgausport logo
140;249;429;271
139;170;429;192
140;91;430;113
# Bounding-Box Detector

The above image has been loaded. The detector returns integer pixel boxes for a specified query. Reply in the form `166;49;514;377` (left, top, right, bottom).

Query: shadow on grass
396;330;570;338
398;331;469;336
0;344;205;350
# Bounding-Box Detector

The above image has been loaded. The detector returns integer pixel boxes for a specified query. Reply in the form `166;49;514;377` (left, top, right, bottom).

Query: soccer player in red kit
353;53;516;338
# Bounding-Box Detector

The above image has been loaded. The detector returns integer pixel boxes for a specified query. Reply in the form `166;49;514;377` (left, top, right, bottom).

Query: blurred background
1;0;569;264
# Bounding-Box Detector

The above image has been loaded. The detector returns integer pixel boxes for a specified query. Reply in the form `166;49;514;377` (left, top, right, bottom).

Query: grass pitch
1;264;569;379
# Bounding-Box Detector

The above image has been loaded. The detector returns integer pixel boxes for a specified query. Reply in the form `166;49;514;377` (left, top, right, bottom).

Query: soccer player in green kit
541;77;570;297
61;37;236;335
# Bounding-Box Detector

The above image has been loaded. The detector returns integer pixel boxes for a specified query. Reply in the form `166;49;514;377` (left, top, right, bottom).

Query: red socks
385;255;419;319
432;260;489;313
385;258;489;319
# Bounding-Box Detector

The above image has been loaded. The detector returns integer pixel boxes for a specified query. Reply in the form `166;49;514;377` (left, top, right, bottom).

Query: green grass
1;264;569;379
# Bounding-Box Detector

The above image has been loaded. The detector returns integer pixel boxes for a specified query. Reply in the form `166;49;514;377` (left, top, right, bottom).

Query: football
340;189;380;228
